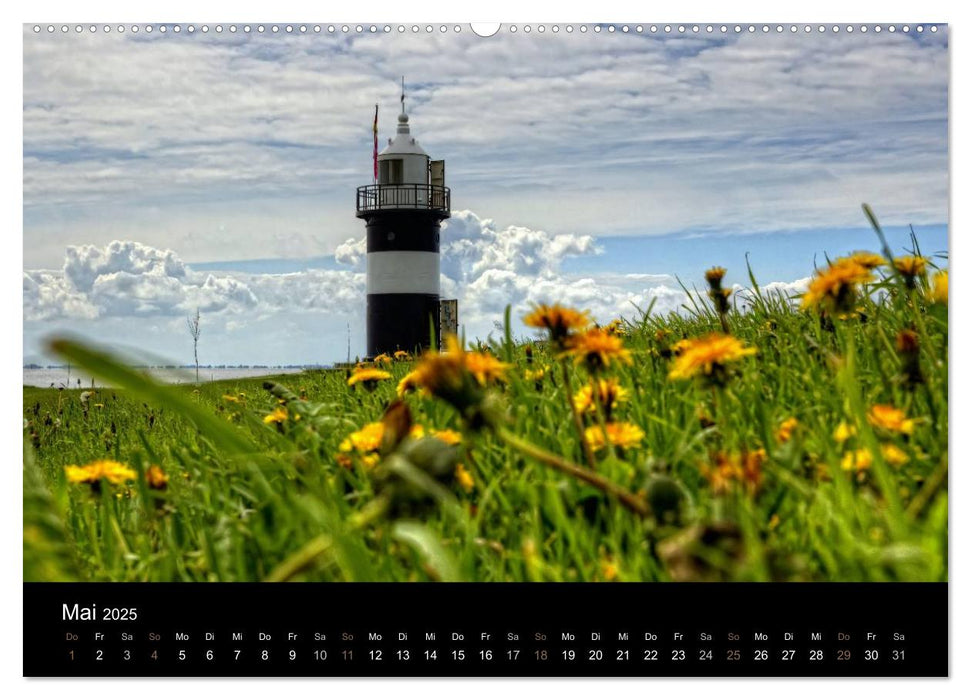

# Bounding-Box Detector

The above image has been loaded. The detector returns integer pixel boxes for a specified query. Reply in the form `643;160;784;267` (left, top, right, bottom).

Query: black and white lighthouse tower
356;84;450;358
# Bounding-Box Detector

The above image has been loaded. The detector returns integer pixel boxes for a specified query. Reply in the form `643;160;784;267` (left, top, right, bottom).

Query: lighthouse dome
378;111;429;157
376;104;430;186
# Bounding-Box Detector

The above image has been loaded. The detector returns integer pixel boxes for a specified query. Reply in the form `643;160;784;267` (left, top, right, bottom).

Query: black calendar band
24;582;947;677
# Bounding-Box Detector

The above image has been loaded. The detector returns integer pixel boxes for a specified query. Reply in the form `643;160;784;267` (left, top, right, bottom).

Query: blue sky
23;24;949;365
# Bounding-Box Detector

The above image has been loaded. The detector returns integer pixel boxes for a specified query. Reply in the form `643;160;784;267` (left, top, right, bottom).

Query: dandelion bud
896;328;919;354
145;465;169;491
897;329;924;389
373;439;464;518
709;287;732;316
380;399;414;453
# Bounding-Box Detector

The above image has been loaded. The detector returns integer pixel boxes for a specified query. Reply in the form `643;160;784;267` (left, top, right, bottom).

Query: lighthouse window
388;159;404;184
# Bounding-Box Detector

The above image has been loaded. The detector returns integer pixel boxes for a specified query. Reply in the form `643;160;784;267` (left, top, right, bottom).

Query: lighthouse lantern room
355;83;451;358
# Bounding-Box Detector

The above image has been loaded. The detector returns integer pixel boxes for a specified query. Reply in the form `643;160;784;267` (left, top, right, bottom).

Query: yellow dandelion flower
893;255;928;277
373;353;393;365
842;448;872;472
928;270;948;305
881;444;909;467
145;465;169;490
99;461;137;484
339;422;385;453
430;428;462;445
64;465;93;483
563;328;633;371
867;404;914;435
844;251;886;269
412;335;471;403
464;349;510;386
667;333;756;382
454;463;474;492
412;335;507;411
347;367;392;387
670;338;693;355
801;259;875;312
701;449;765;495
393;350;411;361
833;421;857;443
222;394;240;403
396;370;421;397
263;407;288;425
64;459;137;485
705;267;727;285
524;367;546;382
572;378;630;415
523;304;591;345
584;421;645;452
408;424;426;440
776;417;799;444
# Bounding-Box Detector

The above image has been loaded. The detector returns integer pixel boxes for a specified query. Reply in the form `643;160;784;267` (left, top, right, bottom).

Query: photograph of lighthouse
23;24;947;585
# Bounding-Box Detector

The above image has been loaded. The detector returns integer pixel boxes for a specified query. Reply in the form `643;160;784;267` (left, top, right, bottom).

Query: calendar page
22;18;949;678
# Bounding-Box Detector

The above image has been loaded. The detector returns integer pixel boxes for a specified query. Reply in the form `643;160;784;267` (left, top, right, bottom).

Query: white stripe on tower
366;250;440;295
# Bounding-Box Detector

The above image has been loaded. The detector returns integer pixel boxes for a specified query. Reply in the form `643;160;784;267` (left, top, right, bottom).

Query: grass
23;229;948;584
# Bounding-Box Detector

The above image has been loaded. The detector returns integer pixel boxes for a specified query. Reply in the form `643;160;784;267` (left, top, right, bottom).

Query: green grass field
23;229;948;583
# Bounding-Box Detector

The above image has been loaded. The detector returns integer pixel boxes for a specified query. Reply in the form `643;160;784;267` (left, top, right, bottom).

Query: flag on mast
372;103;379;182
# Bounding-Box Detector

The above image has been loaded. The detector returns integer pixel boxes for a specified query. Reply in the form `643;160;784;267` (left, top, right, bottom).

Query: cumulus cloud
28;212;817;351
334;236;367;270
23;270;98;322
22;212;861;368
23;240;363;323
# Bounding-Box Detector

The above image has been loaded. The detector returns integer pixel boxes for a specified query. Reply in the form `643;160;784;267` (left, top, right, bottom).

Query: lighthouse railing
356;184;450;215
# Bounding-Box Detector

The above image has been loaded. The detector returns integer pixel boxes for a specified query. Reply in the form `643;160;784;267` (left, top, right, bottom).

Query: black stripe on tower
367;293;440;357
365;211;442;253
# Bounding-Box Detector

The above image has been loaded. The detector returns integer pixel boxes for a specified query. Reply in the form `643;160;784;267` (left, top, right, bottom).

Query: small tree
186;308;201;383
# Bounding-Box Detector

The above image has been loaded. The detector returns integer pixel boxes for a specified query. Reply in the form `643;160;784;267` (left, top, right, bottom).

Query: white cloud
22;28;948;268
23;271;98;322
334;236;367;270
25;211;692;355
12;213;888;364
54;240;255;317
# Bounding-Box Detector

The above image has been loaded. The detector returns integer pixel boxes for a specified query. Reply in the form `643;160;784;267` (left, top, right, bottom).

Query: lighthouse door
430;160;445;187
430;160;445;208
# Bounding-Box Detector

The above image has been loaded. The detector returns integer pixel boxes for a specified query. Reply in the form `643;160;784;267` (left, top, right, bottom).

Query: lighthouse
356;84;450;358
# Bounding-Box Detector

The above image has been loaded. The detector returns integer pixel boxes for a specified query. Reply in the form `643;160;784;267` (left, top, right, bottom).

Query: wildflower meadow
23;209;948;583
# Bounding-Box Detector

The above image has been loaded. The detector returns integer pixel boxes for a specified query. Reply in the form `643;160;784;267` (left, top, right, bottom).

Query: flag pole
372;102;378;185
